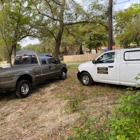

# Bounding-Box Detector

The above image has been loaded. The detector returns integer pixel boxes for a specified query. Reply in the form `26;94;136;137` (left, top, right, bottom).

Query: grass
1;112;9;117
67;65;79;69
58;68;125;112
57;67;126;139
0;67;126;139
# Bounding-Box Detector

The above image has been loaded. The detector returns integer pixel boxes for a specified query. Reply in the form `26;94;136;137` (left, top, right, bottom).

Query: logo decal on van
97;67;108;74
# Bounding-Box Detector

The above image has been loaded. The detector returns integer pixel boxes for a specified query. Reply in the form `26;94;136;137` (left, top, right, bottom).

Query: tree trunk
6;43;17;64
89;48;92;53
95;48;98;53
6;52;12;64
53;0;65;59
54;39;61;59
13;44;17;57
79;44;84;54
54;24;65;59
135;37;139;46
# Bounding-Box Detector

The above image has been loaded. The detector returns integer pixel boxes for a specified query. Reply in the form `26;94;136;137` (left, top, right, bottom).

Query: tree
114;3;140;47
83;23;108;53
85;34;104;53
0;0;37;64
30;0;108;58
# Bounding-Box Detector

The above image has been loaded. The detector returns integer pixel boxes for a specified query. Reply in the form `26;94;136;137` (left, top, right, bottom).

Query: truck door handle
108;66;114;68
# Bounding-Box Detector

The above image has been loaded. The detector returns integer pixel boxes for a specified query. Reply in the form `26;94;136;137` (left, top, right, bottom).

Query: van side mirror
92;60;96;64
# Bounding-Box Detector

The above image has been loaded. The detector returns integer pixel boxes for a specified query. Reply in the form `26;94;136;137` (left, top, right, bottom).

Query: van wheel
80;72;93;86
15;80;31;98
60;69;67;80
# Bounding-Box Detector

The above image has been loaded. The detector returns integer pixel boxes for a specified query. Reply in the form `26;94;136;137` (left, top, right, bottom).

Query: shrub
67;88;140;140
107;89;140;140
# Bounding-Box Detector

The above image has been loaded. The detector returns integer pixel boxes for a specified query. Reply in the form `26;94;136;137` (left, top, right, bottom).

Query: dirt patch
0;68;125;140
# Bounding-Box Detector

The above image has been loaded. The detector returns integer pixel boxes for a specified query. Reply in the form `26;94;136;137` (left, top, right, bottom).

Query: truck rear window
14;55;38;65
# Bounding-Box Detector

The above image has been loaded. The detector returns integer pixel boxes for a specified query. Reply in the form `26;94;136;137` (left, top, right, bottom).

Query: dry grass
0;68;126;140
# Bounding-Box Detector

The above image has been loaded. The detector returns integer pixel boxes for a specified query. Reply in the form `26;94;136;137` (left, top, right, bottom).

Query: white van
77;48;140;86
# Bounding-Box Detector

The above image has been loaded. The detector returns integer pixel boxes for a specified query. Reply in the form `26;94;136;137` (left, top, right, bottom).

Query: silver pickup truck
0;53;67;98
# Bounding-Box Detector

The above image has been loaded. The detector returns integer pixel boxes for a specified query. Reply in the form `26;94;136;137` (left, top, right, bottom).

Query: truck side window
42;59;46;64
96;52;115;63
38;55;47;64
48;58;56;64
31;55;38;64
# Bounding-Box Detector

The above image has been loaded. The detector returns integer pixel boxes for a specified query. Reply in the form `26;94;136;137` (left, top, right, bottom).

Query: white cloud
75;0;83;4
124;2;131;9
114;0;140;11
123;0;140;9
19;37;39;47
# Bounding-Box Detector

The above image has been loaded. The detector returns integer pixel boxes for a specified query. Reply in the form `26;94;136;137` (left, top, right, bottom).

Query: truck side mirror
56;59;60;64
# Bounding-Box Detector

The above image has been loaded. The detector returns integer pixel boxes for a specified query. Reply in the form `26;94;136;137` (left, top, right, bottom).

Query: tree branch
30;0;59;21
65;21;108;30
49;0;61;6
65;26;75;37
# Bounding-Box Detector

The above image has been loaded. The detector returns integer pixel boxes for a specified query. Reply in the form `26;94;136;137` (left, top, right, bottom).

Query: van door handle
108;66;114;68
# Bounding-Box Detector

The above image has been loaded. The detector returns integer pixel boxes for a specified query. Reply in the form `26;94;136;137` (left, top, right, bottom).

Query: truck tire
59;69;67;80
15;80;31;98
80;72;93;86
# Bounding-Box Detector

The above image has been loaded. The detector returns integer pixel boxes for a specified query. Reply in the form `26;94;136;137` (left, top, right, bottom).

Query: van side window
124;50;140;61
96;52;115;63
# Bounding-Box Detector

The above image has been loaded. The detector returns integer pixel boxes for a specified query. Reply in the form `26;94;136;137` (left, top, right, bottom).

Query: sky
19;0;140;47
114;0;140;11
19;37;39;47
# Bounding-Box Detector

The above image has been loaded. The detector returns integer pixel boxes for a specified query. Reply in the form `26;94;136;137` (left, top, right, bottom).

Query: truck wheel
15;80;31;98
80;72;93;86
60;69;67;80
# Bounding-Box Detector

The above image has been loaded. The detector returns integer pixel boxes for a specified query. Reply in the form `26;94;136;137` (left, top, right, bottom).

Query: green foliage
36;0;108;57
67;65;78;69
107;89;140;140
16;44;22;52
23;38;56;54
67;111;108;140
63;96;81;113
61;89;88;113
67;86;140;140
114;3;140;47
85;33;107;53
0;0;109;60
0;0;38;62
135;73;140;81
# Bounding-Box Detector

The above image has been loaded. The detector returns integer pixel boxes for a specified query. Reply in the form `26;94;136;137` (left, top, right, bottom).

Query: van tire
80;72;93;86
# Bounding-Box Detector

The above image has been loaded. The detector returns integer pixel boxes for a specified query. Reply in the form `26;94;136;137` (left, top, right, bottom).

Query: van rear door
120;50;140;86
